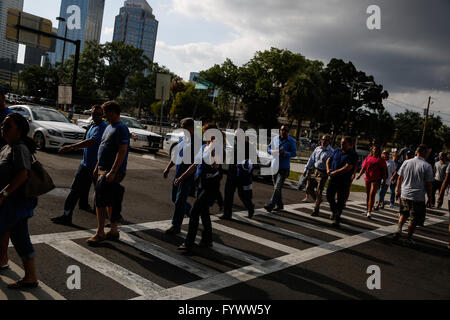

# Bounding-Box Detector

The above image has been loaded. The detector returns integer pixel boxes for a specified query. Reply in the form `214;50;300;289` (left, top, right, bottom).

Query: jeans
223;175;254;218
2;218;35;261
171;177;194;229
184;176;220;246
389;182;396;205
268;168;290;208
326;176;352;221
64;164;95;215
378;184;389;204
431;180;443;206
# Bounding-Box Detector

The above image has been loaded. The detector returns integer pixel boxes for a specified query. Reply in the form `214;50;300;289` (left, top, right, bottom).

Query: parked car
77;115;163;153
10;105;86;151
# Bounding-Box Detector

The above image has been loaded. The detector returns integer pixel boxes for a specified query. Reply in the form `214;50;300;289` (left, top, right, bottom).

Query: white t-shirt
398;157;433;202
446;165;450;198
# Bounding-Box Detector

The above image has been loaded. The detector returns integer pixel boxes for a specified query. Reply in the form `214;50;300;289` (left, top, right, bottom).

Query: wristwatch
1;190;8;198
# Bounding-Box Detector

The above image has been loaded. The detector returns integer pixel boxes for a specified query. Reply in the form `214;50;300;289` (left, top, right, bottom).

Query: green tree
170;83;216;121
19;62;59;99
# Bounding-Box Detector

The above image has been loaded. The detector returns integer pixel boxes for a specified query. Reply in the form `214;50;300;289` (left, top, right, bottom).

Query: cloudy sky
17;0;450;123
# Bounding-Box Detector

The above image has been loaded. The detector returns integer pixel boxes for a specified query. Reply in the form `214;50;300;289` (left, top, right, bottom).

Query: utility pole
421;96;432;145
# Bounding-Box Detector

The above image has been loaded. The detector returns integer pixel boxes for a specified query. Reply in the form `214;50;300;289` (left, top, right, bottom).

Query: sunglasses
92;113;104;117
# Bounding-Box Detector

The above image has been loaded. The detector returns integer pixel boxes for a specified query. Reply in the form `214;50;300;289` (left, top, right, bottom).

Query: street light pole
421;96;432;145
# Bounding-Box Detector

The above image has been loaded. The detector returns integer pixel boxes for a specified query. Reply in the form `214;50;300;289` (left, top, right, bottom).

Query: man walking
431;152;448;207
87;101;130;245
163;118;197;235
51;105;107;225
303;135;334;217
326;136;358;226
437;163;450;249
393;145;434;245
264;125;297;213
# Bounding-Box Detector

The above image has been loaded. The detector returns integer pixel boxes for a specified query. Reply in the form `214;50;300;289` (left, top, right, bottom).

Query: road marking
119;232;220;279
176;230;264;265
231;214;327;246
142;155;156;161
0;261;65;300
211;222;301;254
250;209;349;238
135;215;444;300
320;204;390;228
47;240;164;297
283;206;368;233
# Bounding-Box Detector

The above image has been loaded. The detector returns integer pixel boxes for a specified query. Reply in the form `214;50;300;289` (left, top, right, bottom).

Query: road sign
6;9;52;51
58;85;72;105
155;73;171;101
195;83;209;90
192;75;214;89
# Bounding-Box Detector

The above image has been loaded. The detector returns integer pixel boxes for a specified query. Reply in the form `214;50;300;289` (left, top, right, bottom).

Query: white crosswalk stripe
6;201;448;300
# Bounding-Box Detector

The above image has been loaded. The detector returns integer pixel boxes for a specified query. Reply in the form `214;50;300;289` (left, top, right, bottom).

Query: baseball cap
0;84;6;96
405;149;414;157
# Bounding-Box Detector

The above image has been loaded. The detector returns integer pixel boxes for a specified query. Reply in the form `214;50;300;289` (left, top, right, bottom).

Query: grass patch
288;171;366;193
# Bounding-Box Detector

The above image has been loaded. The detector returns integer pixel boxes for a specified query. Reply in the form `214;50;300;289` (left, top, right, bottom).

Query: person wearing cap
0;85;13;148
431;152;448;207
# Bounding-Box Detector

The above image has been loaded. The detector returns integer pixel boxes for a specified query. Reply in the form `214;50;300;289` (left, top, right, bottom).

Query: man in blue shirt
326;136;358;226
51;105;107;225
265;124;297;213
88;101;130;245
0;85;13;148
163;118;197;235
304;135;334;216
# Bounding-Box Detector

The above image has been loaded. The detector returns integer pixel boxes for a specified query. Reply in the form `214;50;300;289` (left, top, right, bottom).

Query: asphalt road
1;148;449;300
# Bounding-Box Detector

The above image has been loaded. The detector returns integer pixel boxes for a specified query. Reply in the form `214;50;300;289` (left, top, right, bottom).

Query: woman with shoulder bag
0;112;39;289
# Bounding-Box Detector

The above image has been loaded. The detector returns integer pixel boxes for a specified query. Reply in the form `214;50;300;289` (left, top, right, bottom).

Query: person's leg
171;180;193;230
237;185;254;211
389;183;396;206
326;178;338;218
313;173;327;214
199;180;217;245
183;189;208;247
368;182;380;213
336;179;350;222
88;176;109;242
305;171;316;201
365;181;371;211
448;201;450;249
78;167;94;209
8;219;37;284
0;232;10;266
223;175;237;218
393;199;410;240
379;184;388;208
62;165;86;216
109;183;125;235
276;169;290;208
267;172;281;208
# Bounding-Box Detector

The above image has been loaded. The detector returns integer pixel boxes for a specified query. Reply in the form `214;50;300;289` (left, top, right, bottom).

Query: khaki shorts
400;198;426;227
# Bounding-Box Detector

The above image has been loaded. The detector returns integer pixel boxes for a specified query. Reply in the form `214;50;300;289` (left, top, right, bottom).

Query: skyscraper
0;0;24;61
24;28;58;66
50;0;105;65
113;0;158;61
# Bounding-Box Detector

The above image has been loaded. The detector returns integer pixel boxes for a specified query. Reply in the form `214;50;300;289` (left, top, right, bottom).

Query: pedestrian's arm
164;161;175;178
106;144;128;183
286;140;297;157
396;176;404;200
326;158;332;175
332;163;353;176
0;169;29;205
426;181;433;203
305;151;316;172
59;138;97;154
352;160;360;180
174;163;198;185
437;173;449;203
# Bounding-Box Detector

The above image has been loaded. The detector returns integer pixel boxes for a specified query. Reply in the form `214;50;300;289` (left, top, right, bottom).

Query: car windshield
32;108;70;123
121;117;145;129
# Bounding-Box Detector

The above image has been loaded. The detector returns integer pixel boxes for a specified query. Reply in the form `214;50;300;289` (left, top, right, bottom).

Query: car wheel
34;132;46;151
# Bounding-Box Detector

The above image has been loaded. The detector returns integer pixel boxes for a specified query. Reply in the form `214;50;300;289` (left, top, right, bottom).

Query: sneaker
274;205;284;212
330;212;336;220
366;212;372;219
178;243;193;251
105;231;120;241
332;219;341;227
374;206;379;211
301;197;313;203
165;226;181;235
264;204;273;213
51;215;72;226
389;204;395;208
392;231;401;241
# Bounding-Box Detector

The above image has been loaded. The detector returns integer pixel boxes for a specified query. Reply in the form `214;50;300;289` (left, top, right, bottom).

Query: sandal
87;234;106;245
7;279;39;290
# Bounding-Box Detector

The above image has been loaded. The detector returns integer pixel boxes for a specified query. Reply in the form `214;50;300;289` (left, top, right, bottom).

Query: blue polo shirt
268;136;297;170
0;107;13;123
98;121;130;173
81;121;107;169
329;148;358;179
196;144;220;179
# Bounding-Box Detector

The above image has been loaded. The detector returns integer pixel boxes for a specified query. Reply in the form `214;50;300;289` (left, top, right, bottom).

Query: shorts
94;170;125;209
400;198;426;227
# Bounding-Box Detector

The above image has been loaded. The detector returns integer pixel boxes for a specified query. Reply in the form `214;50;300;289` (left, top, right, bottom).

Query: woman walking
357;145;387;218
0;113;39;289
374;150;397;210
174;123;223;251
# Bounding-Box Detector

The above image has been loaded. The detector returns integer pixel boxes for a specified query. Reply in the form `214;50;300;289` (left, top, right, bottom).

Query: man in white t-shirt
393;145;433;245
437;164;450;250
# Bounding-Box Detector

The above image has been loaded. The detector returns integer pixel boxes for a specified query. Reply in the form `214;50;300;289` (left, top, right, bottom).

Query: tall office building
113;0;158;61
0;0;24;61
50;0;105;64
24;28;58;66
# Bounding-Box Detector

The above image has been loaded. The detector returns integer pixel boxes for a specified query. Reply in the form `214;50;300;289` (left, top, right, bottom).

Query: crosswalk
1;201;448;300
